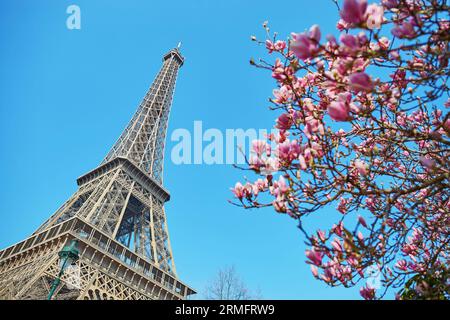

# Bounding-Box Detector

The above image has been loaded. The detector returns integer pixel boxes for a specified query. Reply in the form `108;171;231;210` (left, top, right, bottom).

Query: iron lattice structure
0;47;195;300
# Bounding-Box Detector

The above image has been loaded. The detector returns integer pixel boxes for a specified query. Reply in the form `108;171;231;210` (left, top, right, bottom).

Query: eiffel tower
0;46;195;300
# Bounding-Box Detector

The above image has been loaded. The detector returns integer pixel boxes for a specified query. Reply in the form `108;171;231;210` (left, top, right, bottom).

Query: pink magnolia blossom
310;265;319;277
266;40;275;53
298;154;307;170
273;198;287;213
252;178;267;196
340;0;368;25
252;140;269;156
276;113;292;130
305;116;325;137
349;72;374;92
331;238;343;252
337;19;350;31
354;159;368;176
328;100;350;122
271;58;294;81
290;25;321;61
317;230;327;242
266;40;286;53
391;21;416;39
357;231;364;242
445;99;450;108
263;157;280;174
395;260;408;272
274;40;286;51
358;215;368;228
249;155;265;170
419;156;435;170
271;175;289;197
306;249;323;266
308;24;321;43
378;37;390;50
359;286;376;300
340;34;360;51
231;182;245;199
277;140;301;163
273;86;291;104
382;0;398;9
366;4;384;29
332;222;345;237
330;92;356;121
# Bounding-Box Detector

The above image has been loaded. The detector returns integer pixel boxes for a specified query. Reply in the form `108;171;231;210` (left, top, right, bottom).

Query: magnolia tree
231;0;449;299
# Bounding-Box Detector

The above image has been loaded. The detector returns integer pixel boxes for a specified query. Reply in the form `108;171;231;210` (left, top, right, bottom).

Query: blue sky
0;0;382;299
